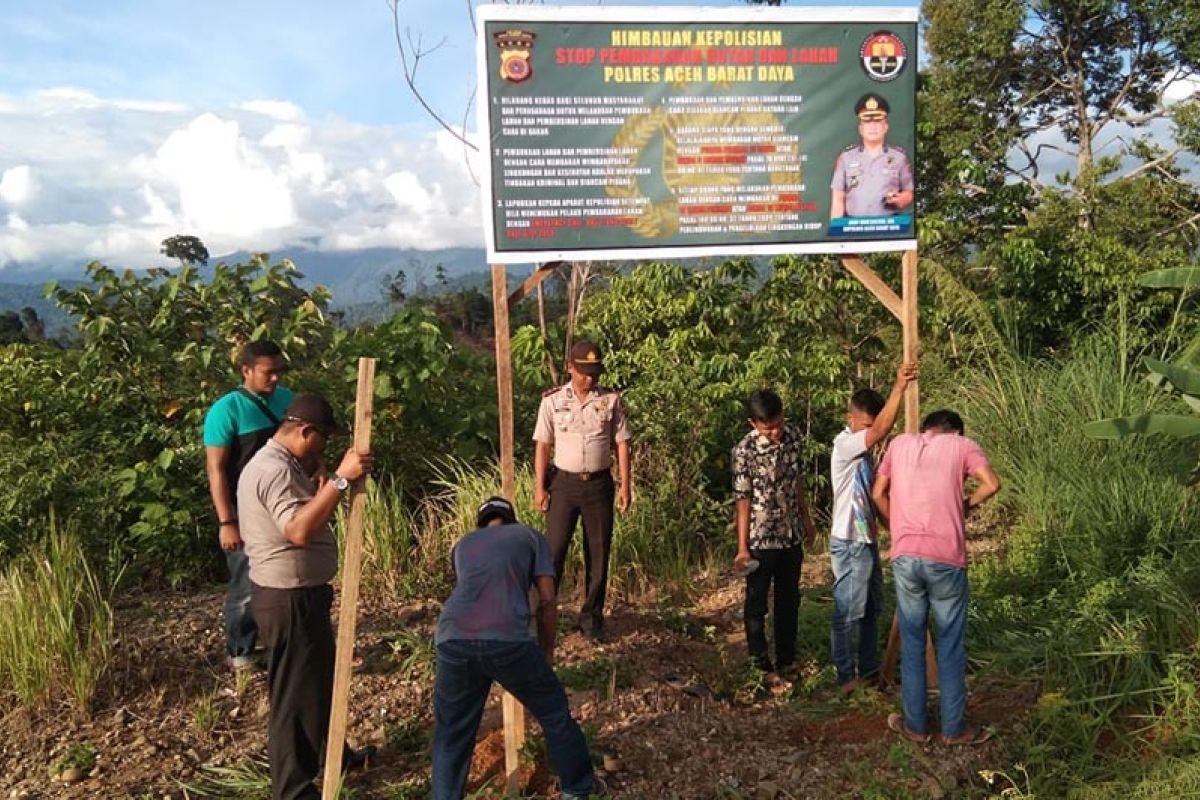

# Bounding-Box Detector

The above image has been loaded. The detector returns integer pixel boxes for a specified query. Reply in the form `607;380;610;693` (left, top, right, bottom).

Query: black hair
850;388;886;417
239;340;283;367
745;389;783;422
920;409;965;434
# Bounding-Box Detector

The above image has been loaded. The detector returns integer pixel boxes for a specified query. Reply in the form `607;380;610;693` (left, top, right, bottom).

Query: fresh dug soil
0;547;1034;799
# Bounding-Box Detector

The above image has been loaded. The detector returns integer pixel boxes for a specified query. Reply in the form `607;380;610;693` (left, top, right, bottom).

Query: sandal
887;712;931;744
765;672;793;696
940;726;994;746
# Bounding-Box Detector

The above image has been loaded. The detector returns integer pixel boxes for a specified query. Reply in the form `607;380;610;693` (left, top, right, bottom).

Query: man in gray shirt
238;394;373;800
432;496;596;800
829;93;914;219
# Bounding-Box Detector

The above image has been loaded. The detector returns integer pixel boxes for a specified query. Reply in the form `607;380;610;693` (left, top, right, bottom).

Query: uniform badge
494;29;536;84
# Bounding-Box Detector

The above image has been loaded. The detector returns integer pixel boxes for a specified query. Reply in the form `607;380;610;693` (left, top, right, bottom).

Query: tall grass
348;459;724;605
0;518;114;715
928;333;1200;792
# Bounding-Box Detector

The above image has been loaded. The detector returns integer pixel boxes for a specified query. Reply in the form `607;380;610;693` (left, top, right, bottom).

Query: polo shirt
236;439;338;589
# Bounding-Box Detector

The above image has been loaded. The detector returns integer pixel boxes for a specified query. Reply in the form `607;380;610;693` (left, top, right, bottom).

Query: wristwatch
331;473;350;492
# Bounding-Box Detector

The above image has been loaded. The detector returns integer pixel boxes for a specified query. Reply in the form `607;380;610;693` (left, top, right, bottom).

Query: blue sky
0;0;1052;272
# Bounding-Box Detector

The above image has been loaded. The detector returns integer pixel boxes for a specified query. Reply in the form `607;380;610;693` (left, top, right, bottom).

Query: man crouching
432;496;596;799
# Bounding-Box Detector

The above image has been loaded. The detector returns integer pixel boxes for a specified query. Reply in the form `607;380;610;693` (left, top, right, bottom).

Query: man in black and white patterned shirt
732;388;818;694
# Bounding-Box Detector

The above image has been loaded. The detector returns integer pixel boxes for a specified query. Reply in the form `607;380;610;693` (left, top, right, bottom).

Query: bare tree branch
389;0;479;152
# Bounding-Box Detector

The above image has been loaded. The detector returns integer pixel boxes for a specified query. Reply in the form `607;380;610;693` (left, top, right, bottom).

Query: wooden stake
322;357;376;800
491;263;525;791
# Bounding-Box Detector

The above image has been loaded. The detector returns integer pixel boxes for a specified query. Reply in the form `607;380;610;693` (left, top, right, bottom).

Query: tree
160;235;210;267
918;0;1200;353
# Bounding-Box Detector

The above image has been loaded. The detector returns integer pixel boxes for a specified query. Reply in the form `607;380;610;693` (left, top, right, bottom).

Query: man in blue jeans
432;497;596;799
872;409;1001;745
828;362;916;689
204;340;293;670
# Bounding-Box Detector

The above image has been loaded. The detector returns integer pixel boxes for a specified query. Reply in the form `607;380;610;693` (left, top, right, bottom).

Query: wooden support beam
491;263;525;792
322;358;377;800
840;255;903;321
508;261;562;311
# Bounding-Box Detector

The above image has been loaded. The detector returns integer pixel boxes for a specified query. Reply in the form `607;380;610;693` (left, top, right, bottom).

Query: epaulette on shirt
842;143;861;152
886;144;907;155
542;386;564;398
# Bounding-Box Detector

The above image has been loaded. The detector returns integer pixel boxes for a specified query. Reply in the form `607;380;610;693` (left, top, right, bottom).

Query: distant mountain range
0;246;507;334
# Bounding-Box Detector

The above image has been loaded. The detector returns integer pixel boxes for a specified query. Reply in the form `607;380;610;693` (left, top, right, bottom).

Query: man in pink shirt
872;409;1001;745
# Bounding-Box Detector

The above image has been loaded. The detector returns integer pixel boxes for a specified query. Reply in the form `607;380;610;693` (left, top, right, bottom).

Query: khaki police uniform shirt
236;439;338;589
533;384;631;473
830;144;913;217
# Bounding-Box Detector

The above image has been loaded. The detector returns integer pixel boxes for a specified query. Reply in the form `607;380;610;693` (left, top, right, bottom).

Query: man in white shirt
828;362;916;689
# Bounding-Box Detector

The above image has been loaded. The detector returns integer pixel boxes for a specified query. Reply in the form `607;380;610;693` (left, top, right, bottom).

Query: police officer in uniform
533;340;632;641
829;93;914;219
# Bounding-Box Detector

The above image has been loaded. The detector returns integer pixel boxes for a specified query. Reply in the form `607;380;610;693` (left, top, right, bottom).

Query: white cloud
1164;76;1199;106
0;88;484;270
239;100;304;121
0;166;37;206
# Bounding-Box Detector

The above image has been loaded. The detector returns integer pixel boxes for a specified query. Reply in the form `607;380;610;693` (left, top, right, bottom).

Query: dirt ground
0;547;1034;799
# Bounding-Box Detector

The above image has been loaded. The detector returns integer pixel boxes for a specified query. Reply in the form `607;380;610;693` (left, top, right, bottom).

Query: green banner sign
477;5;918;263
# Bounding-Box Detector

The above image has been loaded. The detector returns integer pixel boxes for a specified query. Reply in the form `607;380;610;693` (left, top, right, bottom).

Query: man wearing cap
237;393;374;800
829;93;914;219
431;497;596;800
533;340;632;641
203;339;293;670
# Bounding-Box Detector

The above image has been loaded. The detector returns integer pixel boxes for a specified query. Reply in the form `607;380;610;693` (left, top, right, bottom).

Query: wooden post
901;249;919;433
879;250;937;690
491;263;525;791
322;358;376;800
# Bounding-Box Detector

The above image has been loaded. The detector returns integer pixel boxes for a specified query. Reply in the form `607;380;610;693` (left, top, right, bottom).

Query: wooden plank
491;263;525;791
322;357;377;800
901;250;920;433
508;261;562;311
840;255;903;321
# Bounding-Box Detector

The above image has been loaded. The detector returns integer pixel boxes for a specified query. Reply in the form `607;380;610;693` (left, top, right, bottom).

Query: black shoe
343;745;377;773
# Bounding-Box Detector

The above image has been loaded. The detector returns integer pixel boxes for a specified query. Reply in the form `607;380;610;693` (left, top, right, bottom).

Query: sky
0;1;1189;273
0;0;931;272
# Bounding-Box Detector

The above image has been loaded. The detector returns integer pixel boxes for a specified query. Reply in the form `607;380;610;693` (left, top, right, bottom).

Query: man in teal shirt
203;340;293;669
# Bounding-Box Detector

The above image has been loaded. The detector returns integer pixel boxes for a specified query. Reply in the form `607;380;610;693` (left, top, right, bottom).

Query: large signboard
477;5;918;264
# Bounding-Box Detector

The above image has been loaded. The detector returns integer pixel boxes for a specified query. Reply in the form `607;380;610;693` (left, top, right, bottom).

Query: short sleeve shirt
532;384;631;473
236;439;338;589
830;144;913;217
878;432;990;568
436;523;556;644
830;428;877;543
202;386;294;506
731;422;806;550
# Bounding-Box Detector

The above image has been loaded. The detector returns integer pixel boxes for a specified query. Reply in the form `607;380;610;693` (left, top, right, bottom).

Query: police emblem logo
859;31;907;82
494;29;536;83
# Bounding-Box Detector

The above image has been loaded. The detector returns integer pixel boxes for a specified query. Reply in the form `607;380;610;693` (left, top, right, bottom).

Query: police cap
855;93;890;121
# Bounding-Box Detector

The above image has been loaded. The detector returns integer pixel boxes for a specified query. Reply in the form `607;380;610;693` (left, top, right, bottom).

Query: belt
556;467;611;482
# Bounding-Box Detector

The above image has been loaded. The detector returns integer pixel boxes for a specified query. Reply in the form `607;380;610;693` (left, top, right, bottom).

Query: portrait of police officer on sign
829;93;914;220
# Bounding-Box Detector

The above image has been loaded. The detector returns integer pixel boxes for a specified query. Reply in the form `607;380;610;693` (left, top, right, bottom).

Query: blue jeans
432;639;594;800
829;538;883;685
892;556;969;737
224;547;258;659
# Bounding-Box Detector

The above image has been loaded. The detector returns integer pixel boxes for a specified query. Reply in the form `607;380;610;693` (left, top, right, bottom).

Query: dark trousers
546;470;615;628
744;545;803;673
432;639;594;800
251;583;347;800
